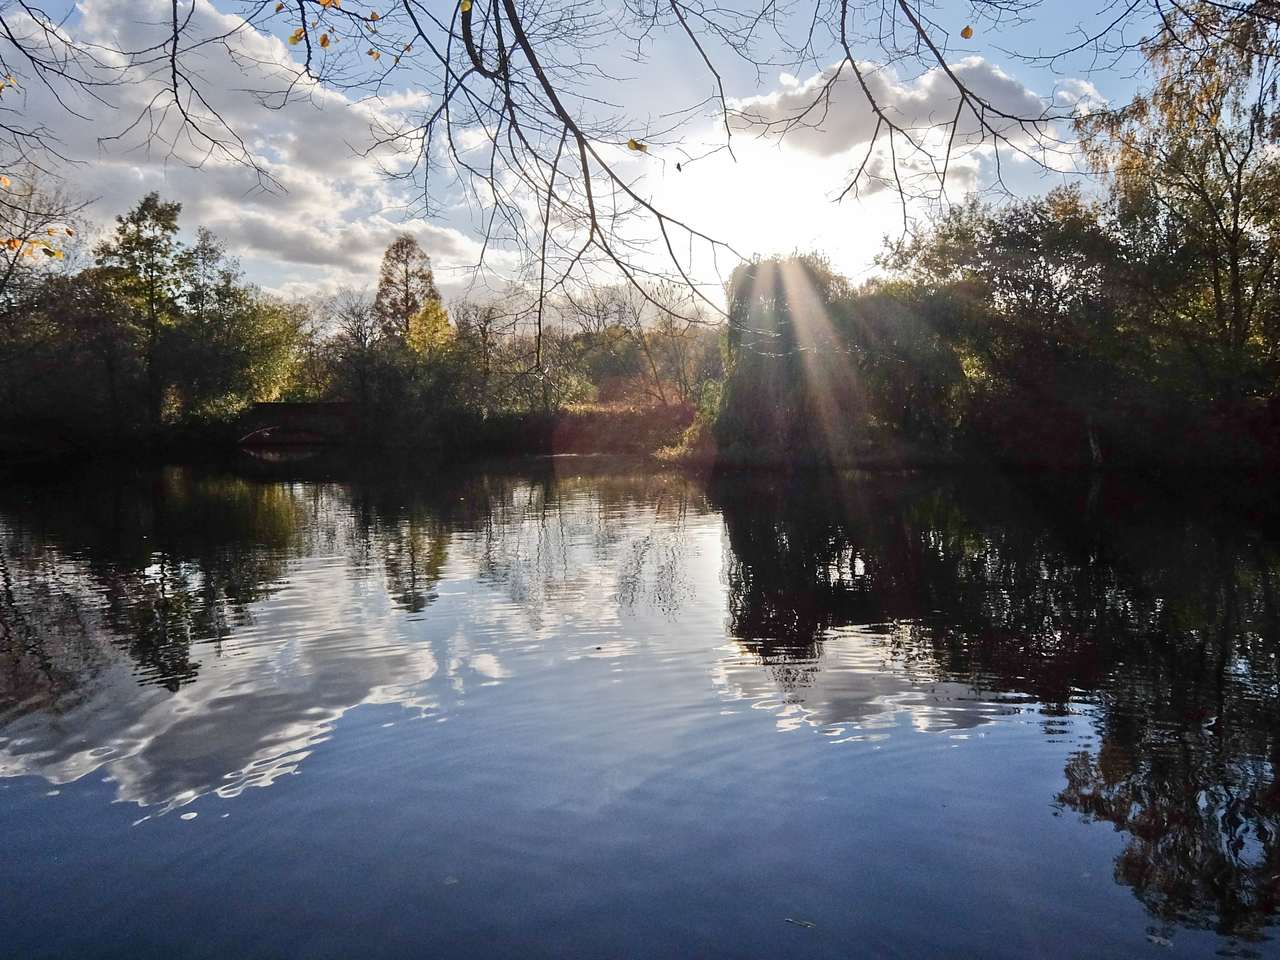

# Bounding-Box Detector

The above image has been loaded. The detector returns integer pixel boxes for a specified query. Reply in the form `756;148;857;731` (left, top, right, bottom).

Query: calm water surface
1;457;1278;958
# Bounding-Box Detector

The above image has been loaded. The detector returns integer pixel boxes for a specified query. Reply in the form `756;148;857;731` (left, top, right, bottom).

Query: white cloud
630;58;1095;286
6;0;509;297
729;57;1057;158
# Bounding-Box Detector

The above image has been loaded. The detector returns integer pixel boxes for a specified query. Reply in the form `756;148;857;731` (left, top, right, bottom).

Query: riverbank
8;395;1280;479
0;401;698;473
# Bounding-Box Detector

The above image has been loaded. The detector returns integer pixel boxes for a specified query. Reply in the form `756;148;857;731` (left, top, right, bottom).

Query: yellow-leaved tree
407;299;453;355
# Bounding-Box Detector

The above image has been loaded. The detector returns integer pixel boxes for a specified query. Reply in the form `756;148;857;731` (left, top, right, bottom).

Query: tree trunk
1086;414;1103;469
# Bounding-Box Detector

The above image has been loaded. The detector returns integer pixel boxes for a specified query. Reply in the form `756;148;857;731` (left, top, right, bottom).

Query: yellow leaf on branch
626;138;649;153
460;0;472;12
288;26;305;43
319;32;330;47
960;24;973;39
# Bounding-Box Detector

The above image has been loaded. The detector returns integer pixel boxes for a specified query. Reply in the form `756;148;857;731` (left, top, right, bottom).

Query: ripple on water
0;465;1277;954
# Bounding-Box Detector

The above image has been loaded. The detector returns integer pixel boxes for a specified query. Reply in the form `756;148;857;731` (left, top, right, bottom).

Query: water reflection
0;472;438;811
0;462;711;815
713;470;1280;939
1;460;1279;945
712;623;1013;736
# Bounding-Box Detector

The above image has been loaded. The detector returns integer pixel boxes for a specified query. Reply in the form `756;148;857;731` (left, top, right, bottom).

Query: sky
11;0;1148;301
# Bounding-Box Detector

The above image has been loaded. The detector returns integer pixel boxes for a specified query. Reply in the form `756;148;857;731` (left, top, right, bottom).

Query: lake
1;456;1278;958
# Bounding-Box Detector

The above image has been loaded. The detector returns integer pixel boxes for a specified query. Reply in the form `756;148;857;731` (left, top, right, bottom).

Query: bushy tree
95;193;184;426
883;189;1143;464
716;255;866;463
1;193;304;446
1080;1;1280;410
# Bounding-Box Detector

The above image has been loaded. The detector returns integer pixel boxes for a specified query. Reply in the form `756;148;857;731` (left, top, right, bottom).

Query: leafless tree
326;286;380;405
564;280;713;403
454;297;516;384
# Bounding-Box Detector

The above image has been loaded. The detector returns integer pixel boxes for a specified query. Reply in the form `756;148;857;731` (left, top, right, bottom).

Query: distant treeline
0;190;721;458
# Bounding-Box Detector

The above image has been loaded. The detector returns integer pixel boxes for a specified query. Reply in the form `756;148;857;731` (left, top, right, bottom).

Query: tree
0;192;309;444
884;188;1142;463
0;173;83;305
407;300;453;356
279;300;334;402
327;288;381;409
1080;2;1280;409
373;235;441;342
3;266;144;441
170;257;300;422
179;229;236;329
95;193;184;427
0;175;84;418
454;300;505;384
716;255;863;463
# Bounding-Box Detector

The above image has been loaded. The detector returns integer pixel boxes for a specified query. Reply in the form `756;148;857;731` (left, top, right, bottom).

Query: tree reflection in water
712;469;1280;939
0;458;708;810
2;460;1279;940
0;469;305;699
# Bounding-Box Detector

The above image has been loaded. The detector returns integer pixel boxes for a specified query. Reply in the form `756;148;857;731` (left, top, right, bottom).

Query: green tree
44;267;145;439
95;193;184;427
885;189;1142;464
1080;2;1280;409
0;266;145;442
716;254;862;463
170;230;298;421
